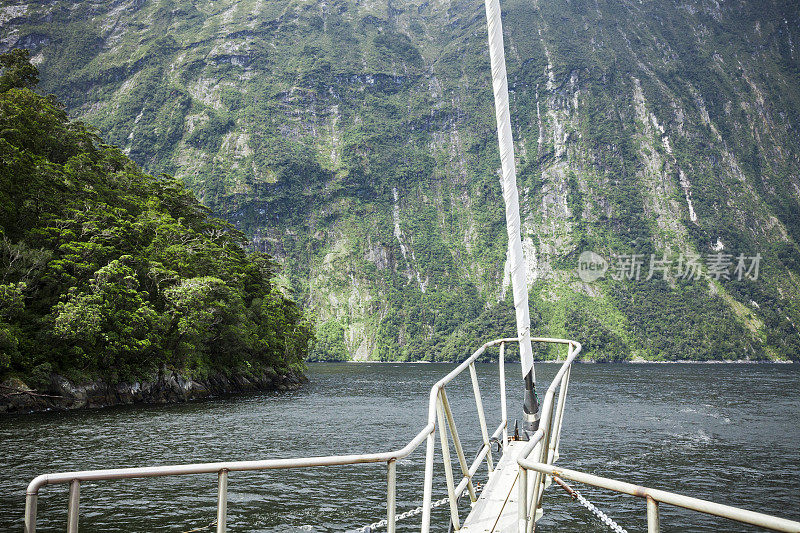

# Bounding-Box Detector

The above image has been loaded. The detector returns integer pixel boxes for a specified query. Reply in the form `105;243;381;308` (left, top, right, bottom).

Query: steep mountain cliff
3;0;799;361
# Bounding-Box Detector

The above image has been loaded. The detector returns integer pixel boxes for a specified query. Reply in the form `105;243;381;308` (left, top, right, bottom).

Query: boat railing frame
515;342;800;533
518;461;800;533
23;336;577;533
513;338;580;532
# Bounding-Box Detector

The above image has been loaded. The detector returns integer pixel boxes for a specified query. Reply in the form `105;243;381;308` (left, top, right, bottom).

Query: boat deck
461;440;526;533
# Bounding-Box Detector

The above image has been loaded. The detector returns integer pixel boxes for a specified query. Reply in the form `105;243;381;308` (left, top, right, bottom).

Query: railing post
217;469;228;533
553;364;571;458
439;388;477;502
499;342;508;447
386;459;397;533
67;480;80;533
441;389;478;502
437;393;461;530
518;466;528;533
469;362;494;473
549;345;572;463
24;493;37;533
647;496;660;533
526;465;537;533
529;395;554;531
420;429;436;533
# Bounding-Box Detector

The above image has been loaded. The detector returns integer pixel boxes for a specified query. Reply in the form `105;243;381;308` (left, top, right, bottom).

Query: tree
309;319;348;361
52;257;160;378
0;282;26;372
164;276;252;375
0;49;39;93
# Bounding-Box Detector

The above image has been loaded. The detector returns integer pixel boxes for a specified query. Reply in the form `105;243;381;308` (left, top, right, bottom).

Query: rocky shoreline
0;367;307;415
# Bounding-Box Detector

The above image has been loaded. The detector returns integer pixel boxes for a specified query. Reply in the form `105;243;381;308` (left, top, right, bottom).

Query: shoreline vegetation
0;51;312;415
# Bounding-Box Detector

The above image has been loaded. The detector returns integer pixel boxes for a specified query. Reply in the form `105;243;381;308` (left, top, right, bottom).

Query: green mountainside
2;0;799;361
0;51;310;387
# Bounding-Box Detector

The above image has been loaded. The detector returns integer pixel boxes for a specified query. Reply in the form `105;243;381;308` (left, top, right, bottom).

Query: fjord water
1;363;798;532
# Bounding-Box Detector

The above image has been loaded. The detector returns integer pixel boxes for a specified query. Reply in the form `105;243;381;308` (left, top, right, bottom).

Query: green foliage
0;52;311;383
609;280;764;361
0;282;26;372
0;49;39;93
308;319;349;361
563;303;629;362
186;111;234;151
52;258;160;378
373;32;423;68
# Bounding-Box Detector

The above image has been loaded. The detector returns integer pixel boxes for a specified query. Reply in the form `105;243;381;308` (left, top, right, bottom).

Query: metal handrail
24;424;434;533
29;333;798;533
514;339;582;532
25;336;580;533
416;336;519;532
521;463;800;533
515;339;800;533
24;335;587;533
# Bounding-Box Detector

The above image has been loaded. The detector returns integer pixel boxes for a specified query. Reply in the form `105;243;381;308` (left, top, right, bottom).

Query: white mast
483;0;540;429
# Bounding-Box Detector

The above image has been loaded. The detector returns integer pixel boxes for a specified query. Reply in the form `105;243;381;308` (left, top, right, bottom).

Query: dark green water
1;363;798;532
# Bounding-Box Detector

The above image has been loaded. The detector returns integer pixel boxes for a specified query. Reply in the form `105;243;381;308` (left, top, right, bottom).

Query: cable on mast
483;0;540;434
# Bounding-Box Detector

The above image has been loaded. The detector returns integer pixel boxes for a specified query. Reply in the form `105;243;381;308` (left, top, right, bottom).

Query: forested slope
0;51;310;405
2;0;799;361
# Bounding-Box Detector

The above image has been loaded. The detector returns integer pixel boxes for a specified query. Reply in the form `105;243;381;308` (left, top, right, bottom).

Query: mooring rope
553;476;629;533
358;483;482;533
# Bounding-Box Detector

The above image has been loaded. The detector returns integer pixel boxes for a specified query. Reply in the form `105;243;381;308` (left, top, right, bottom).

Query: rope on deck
553;476;628;533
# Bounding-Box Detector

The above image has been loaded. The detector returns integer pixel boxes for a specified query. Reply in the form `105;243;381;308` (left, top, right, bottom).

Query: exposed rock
0;368;307;415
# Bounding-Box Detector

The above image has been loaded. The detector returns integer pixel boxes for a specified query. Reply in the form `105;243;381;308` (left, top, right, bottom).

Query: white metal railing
22;336;579;533
515;340;800;533
521;463;800;533
511;338;581;531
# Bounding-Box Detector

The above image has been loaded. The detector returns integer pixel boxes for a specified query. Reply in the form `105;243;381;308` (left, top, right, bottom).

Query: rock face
3;0;799;361
0;368;307;415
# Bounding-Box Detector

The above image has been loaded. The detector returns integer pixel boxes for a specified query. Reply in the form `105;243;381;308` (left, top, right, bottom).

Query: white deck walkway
460;440;528;533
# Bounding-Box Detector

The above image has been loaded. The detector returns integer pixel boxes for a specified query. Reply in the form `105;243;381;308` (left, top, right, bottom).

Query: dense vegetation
0;50;311;386
3;0;799;362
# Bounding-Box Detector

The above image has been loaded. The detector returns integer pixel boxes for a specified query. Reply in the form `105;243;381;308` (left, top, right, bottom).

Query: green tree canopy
0;50;311;384
0;49;39;93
